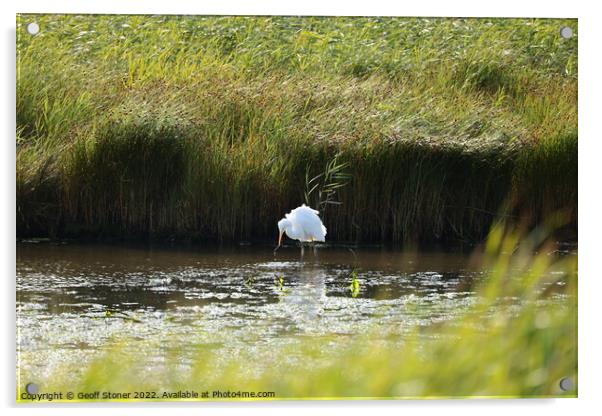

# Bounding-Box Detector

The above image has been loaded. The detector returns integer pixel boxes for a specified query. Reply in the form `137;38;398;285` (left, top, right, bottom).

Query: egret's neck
284;223;302;241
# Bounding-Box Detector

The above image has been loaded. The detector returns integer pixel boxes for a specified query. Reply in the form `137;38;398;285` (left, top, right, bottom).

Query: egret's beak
274;231;284;252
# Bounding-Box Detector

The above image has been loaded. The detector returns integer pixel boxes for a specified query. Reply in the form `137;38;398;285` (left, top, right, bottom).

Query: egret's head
278;218;291;234
275;218;292;251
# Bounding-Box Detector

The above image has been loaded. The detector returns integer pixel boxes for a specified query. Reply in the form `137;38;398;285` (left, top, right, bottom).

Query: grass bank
16;15;578;243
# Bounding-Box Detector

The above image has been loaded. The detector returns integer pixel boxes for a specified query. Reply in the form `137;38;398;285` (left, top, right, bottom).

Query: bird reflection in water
278;261;328;328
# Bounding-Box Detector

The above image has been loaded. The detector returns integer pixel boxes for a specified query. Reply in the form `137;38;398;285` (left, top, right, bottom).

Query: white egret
274;204;327;255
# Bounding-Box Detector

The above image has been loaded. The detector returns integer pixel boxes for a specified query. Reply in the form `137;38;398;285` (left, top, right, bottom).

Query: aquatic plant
349;269;360;298
275;275;285;291
244;275;256;287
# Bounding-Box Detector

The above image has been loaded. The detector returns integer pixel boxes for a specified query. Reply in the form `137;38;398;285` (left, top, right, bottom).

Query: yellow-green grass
16;15;577;243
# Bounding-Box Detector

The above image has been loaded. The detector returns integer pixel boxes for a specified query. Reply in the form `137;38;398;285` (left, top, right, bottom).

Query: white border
3;1;601;415
10;0;582;17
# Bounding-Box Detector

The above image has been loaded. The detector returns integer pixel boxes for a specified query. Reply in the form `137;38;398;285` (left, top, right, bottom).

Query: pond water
16;241;570;386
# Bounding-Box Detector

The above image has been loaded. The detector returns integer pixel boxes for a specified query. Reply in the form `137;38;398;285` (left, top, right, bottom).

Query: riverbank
16;15;577;243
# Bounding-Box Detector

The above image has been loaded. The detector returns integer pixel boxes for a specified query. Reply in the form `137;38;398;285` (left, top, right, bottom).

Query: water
15;242;567;385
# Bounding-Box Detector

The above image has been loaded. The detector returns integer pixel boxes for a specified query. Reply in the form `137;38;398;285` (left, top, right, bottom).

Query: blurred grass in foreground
18;222;577;400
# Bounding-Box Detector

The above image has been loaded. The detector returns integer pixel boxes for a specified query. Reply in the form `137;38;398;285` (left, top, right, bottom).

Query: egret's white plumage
275;204;326;251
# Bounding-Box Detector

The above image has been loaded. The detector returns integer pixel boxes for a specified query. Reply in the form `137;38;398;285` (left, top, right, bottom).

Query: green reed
16;15;577;243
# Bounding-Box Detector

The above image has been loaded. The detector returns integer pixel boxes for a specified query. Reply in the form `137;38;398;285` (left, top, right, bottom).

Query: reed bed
16;15;577;243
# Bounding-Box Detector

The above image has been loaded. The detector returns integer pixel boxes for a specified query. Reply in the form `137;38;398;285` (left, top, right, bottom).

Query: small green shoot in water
245;275;256;287
274;275;290;295
349;270;360;298
275;275;285;291
103;308;141;323
105;307;122;318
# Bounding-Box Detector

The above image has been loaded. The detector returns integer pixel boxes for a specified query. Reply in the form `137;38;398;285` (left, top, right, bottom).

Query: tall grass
18;223;577;400
16;15;577;243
